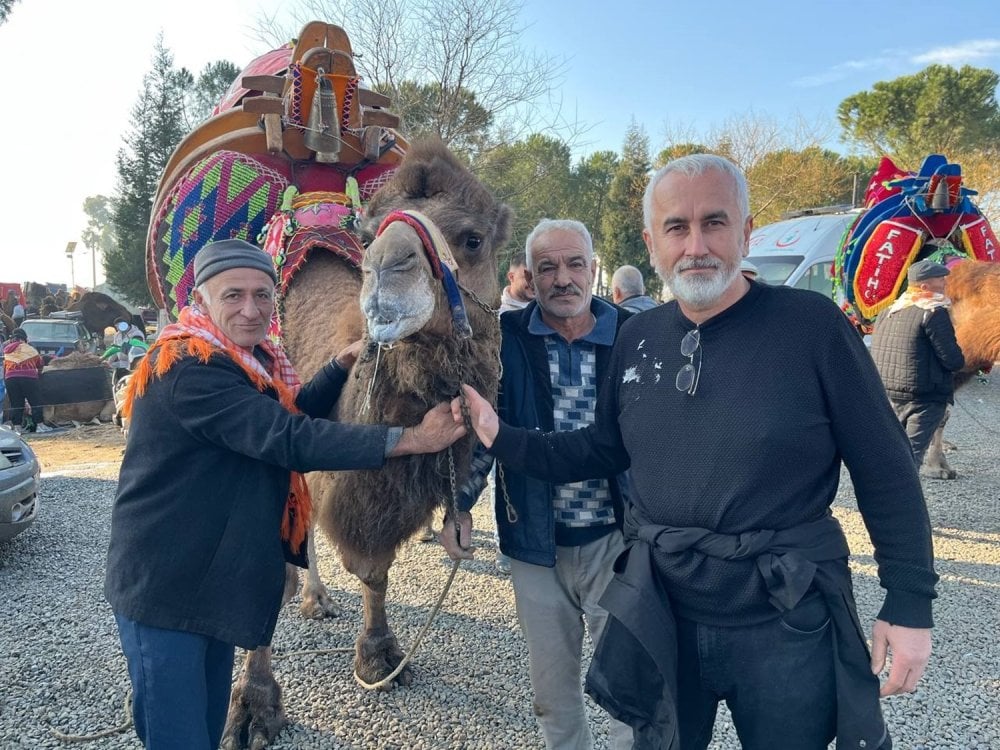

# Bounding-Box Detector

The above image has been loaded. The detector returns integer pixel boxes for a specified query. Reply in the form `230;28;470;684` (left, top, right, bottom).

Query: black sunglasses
675;328;702;396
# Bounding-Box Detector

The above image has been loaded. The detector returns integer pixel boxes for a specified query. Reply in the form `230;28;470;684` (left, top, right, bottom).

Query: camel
65;291;135;342
219;140;511;748
921;260;1000;479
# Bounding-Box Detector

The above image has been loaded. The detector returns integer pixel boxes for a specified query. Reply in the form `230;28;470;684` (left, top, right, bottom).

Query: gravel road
1;378;997;749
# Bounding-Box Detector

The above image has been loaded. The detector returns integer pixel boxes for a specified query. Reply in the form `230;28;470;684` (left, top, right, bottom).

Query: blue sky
1;0;998;288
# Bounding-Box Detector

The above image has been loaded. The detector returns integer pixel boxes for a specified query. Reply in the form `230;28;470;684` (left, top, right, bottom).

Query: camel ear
492;203;514;252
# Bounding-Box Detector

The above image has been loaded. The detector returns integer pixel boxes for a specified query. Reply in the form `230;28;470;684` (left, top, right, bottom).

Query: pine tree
107;36;191;305
602;120;658;294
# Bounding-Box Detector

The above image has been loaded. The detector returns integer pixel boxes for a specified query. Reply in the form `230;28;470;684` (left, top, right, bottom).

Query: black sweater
105;353;388;649
491;283;938;627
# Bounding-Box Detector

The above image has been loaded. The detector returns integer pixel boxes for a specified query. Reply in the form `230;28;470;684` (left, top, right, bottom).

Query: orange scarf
122;305;312;553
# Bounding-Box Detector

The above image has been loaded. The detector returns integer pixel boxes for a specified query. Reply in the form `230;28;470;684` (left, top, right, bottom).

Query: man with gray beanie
871;259;965;468
104;239;465;749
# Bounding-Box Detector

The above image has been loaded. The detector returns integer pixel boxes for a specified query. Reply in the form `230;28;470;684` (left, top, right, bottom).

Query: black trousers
890;399;948;467
5;377;42;430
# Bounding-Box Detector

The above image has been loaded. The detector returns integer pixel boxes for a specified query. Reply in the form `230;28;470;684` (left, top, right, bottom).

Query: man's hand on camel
333;339;364;369
438;511;475;560
453;384;500;448
391;403;466;456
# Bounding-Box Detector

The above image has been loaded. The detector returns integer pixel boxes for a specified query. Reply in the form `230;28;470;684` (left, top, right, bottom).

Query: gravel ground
1;377;997;749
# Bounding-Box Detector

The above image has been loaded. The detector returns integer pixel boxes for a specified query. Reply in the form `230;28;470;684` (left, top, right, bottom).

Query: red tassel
281;472;313;554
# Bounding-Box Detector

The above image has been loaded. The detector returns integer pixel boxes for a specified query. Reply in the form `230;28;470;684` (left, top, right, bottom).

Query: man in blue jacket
104;239;463;750
442;219;632;749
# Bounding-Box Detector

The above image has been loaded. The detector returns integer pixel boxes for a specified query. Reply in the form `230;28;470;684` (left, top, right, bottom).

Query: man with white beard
452;155;937;750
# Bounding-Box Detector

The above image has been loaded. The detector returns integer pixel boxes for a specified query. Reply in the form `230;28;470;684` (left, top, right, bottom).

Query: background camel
220;140;511;748
921;260;1000;478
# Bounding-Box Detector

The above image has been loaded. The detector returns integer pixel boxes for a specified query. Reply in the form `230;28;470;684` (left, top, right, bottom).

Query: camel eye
464;234;483;251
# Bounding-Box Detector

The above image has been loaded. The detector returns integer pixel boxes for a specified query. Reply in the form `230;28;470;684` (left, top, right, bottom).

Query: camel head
358;140;512;343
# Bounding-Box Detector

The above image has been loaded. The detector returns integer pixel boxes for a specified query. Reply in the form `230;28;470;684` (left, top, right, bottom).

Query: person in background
102;316;148;384
2;328;44;433
870;259;965;468
611;265;658;312
455;155;937;750
443;219;633;750
501;251;536;311
104;239;465;750
740;259;759;280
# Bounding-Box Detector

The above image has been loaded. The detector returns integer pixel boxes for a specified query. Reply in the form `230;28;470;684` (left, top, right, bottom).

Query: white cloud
912;39;1000;65
792;56;893;88
793;38;1000;89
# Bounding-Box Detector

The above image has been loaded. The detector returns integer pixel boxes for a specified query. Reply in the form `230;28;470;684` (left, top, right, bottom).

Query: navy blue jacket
469;298;630;567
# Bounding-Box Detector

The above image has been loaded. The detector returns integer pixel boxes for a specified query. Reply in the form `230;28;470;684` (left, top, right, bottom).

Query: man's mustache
549;285;582;297
675;257;722;272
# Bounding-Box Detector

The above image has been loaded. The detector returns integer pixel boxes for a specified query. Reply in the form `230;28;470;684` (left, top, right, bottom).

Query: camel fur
222;141;511;749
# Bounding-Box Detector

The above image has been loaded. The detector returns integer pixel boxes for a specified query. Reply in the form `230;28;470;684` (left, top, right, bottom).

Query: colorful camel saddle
835;154;999;324
147;22;405;321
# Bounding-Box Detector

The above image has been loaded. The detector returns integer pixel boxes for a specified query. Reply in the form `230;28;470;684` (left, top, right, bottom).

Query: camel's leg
221;565;298;749
299;529;342;619
920;407;957;480
343;549;410;688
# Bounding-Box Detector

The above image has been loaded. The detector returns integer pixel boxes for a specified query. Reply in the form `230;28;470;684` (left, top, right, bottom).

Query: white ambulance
747;206;863;300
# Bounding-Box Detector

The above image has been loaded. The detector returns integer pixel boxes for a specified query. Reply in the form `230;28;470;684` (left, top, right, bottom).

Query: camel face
360;221;438;344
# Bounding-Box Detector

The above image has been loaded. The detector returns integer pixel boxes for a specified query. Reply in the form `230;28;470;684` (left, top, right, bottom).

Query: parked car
747;207;862;299
18;315;101;363
0;427;40;543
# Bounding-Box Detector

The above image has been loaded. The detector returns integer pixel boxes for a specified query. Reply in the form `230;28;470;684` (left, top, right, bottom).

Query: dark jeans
676;593;838;750
5;377;42;430
114;614;235;750
891;399;947;467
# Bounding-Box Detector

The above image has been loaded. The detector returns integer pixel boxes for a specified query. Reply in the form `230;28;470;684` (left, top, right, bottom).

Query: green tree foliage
569;150;619;262
81;196;116;281
108;37;190;306
654;142;711;168
838;65;1000;163
391;81;493;163
478;134;574;264
184;60;242;127
0;0;20;24
747;147;856;225
602;121;658;294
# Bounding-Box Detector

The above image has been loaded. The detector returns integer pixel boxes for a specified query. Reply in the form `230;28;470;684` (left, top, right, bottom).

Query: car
0;426;40;543
18;315;101;363
747;206;862;299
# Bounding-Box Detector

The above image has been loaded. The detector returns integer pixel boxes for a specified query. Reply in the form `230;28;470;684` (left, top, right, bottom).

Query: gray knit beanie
193;239;277;287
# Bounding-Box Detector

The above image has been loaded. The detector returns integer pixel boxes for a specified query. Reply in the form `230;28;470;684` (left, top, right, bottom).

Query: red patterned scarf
122;305;311;553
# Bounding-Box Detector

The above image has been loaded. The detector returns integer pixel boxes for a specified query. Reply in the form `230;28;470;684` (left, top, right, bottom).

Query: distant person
611;265;657;312
501;251;535;311
2;328;44;433
11;299;25;327
3;290;18;317
740;259;759;280
870;260;965;467
102;317;149;384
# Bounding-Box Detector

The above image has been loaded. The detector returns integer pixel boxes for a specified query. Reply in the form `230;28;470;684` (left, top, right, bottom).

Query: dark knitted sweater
490;282;938;627
105;352;388;649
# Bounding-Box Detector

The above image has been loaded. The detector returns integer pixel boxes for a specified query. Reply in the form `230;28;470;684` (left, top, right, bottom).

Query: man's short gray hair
524;219;593;269
612;265;645;297
642;154;750;231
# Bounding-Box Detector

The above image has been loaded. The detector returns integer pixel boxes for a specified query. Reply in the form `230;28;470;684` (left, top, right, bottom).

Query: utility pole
65;241;77;287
